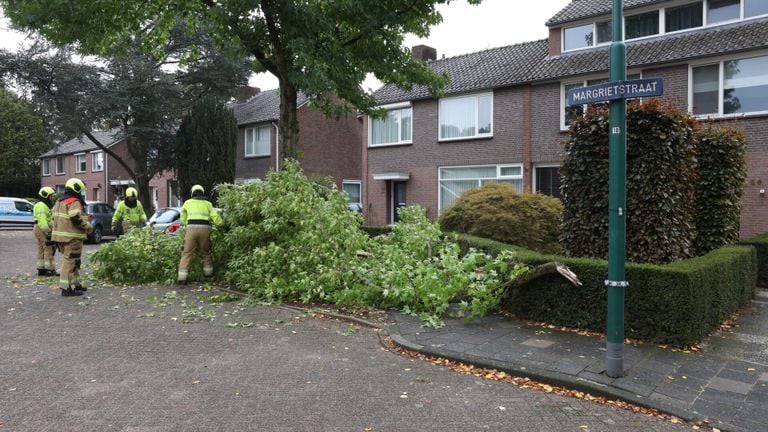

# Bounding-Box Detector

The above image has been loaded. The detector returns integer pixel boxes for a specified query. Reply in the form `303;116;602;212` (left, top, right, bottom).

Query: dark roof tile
546;0;668;26
40;128;123;158
233;88;308;126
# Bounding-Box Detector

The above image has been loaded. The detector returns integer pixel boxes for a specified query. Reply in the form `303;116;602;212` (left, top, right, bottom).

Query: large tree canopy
0;86;47;197
0;0;478;158
0;30;250;212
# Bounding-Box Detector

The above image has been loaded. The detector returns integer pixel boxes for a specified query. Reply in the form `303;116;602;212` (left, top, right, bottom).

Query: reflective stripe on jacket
52;197;91;242
180;198;222;226
113;200;147;224
33;201;53;232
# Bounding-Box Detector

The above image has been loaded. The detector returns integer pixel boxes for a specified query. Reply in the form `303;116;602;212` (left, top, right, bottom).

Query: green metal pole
606;0;627;378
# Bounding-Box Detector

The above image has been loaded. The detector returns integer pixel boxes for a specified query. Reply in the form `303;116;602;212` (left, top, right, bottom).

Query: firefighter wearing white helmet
112;187;147;232
177;184;222;285
51;178;92;297
33;186;58;277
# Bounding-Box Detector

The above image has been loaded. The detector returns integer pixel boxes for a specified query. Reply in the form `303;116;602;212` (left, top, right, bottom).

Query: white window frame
91;150;104;172
74;153;87;173
437;164;522;214
688;50;768;119
42;159;51;176
368;102;413;147
55;156;65;175
342;180;362;205
245;125;271;157
560;1;768;53
438;92;493;142
533;164;562;197
560;72;642;130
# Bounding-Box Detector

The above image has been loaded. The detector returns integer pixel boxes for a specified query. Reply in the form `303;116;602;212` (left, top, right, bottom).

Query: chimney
236;86;261;103
412;45;437;63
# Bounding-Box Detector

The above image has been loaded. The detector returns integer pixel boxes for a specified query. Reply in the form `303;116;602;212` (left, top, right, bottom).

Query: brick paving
392;290;768;432
0;230;693;431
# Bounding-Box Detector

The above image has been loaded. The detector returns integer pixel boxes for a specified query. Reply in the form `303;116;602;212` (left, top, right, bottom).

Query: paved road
0;231;694;431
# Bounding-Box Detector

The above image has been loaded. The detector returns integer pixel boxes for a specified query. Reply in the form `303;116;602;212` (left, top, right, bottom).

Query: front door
392;181;407;223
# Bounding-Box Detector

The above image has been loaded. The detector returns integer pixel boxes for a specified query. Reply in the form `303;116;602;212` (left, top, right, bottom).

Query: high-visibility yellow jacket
33;201;53;233
52;195;92;242
180;198;222;226
113;200;147;224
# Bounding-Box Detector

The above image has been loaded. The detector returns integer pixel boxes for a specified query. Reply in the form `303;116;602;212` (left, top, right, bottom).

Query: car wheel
91;225;103;244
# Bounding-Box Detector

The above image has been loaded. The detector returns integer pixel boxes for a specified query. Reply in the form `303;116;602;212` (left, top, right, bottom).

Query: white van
0;197;35;228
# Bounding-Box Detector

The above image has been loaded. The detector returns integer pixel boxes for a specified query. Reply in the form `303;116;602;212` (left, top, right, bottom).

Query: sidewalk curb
387;327;728;430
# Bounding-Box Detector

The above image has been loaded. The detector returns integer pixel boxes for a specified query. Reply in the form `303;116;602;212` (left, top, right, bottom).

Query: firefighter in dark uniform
51;178;93;297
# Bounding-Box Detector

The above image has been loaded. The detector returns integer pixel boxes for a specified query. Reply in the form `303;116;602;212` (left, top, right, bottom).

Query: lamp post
606;0;627;378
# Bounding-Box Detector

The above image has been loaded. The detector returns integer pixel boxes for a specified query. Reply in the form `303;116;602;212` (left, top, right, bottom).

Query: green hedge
456;234;756;347
739;232;768;287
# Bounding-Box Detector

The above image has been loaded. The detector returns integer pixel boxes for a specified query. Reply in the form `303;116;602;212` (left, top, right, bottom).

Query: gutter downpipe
272;122;280;171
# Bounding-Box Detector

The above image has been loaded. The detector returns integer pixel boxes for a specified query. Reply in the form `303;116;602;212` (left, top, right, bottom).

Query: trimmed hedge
456;234;756;347
739;232;768;287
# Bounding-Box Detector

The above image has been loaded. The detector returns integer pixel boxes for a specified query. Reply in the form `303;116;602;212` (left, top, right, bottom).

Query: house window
92;151;104;172
245;126;270;157
562;74;641;128
745;0;768;17
439;93;492;140
692;55;768;116
666;2;703;32
42;159;51;176
342;181;362;205
55;156;65;175
438;164;522;212
75;154;86;173
535;166;562;198
596;21;612;44
563;24;594;51
625;11;659;39
707;0;740;23
370;107;412;146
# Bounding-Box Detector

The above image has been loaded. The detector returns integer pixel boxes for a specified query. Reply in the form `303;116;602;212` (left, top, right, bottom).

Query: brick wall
531;82;567;164
642;64;688;109
549;27;561;56
235;123;275;180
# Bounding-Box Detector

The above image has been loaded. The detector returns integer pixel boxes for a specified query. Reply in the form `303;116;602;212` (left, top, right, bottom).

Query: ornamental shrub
438;183;564;254
561;100;697;264
694;126;747;255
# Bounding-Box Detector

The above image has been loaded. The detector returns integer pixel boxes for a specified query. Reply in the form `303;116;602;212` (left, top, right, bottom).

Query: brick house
40;129;179;210
233;87;363;207
364;0;768;238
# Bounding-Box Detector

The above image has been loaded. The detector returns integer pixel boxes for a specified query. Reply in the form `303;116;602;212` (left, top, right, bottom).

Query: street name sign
567;78;663;106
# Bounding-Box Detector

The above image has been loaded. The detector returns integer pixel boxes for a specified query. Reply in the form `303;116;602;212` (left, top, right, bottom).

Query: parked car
84;201;123;243
147;207;182;234
0;197;34;228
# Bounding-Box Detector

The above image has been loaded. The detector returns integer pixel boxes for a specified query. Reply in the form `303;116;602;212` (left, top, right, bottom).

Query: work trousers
177;225;213;282
58;240;83;288
34;225;55;270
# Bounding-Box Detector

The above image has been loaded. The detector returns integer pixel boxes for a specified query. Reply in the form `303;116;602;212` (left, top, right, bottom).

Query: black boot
46;269;60;277
61;288;83;297
74;285;87;292
177;280;188;286
37;269;47;276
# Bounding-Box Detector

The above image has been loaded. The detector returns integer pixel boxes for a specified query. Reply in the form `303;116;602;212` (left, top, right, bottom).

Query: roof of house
546;0;668;27
40;129;124;158
233;88;309;126
373;18;768;105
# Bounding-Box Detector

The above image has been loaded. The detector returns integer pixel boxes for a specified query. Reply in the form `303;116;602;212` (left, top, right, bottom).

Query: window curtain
626;11;659;39
441;97;476;139
665;2;703;32
371;110;400;145
255;126;270;155
692;65;719;115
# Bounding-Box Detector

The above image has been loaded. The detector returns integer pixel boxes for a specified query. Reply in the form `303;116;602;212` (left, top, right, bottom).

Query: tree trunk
278;81;299;161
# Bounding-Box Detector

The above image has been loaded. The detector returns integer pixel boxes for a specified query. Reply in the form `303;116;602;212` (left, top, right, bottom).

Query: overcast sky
1;0;572;92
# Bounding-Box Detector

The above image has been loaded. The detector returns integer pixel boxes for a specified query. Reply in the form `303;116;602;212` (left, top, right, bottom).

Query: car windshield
155;209;180;223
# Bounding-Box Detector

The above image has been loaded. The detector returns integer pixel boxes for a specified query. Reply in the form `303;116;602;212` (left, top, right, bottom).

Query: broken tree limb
503;262;582;291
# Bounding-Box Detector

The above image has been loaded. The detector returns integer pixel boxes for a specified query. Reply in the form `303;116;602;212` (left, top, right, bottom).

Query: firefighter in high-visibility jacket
177;185;222;285
33;186;58;277
51;178;92;297
112;187;147;233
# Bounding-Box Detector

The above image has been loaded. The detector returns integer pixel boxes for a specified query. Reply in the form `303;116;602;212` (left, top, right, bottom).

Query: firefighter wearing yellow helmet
51;178;92;297
33;186;58;277
177;184;222;285
112;187;147;232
